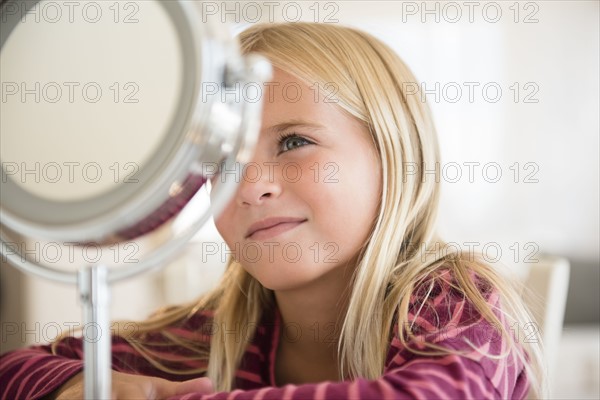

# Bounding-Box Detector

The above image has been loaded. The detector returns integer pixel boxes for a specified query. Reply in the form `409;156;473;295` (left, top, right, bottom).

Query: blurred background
1;1;598;398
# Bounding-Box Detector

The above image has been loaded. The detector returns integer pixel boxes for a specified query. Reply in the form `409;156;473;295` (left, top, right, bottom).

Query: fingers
108;372;215;399
149;376;214;399
174;377;215;396
111;377;159;400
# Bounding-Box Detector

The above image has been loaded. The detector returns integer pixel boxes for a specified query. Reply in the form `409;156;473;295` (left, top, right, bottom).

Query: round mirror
0;0;270;280
0;1;269;398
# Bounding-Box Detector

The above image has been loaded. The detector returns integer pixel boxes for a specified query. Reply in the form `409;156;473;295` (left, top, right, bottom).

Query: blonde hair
87;22;544;397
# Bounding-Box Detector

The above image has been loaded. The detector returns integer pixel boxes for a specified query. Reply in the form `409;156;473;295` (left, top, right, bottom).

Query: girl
0;22;543;399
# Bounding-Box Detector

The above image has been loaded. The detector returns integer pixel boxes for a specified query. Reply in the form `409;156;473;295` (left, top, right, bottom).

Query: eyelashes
276;132;314;154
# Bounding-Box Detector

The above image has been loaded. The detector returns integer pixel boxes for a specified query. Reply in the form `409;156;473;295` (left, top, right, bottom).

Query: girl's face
214;68;382;291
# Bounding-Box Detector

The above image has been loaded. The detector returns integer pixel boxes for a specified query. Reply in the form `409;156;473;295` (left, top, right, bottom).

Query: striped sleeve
171;271;530;400
174;359;523;400
171;339;528;400
0;344;84;400
0;311;213;400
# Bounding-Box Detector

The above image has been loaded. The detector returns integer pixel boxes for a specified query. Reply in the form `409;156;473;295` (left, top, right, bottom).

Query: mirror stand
78;264;111;399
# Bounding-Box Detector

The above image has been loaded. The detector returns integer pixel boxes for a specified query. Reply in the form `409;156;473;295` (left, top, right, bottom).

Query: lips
245;217;307;240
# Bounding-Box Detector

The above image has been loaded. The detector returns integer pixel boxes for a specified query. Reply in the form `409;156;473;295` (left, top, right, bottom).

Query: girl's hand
53;370;214;399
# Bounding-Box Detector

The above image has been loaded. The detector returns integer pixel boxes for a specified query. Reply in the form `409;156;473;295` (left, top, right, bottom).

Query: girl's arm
170;277;531;400
0;341;85;400
0;315;212;400
168;327;529;400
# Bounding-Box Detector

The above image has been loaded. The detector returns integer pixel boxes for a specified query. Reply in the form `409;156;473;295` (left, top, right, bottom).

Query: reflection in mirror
0;0;268;250
1;0;270;275
1;0;182;202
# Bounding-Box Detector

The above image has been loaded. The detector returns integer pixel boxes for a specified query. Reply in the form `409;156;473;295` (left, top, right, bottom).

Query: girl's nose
235;162;282;206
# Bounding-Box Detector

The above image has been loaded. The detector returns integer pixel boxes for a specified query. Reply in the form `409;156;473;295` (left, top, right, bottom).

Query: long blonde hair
95;22;543;397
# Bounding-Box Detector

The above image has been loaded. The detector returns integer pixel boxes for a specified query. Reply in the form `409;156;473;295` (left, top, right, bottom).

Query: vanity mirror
0;1;270;397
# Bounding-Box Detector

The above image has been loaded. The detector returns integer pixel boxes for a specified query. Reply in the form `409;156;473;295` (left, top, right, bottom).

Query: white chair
523;255;570;396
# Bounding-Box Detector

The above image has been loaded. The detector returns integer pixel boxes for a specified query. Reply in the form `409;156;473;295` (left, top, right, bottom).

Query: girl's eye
278;134;313;153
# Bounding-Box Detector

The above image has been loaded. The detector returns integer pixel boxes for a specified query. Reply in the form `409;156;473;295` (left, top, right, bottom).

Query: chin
244;264;318;292
251;274;305;292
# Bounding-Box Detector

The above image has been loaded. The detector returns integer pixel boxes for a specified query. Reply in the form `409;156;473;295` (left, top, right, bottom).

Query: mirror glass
1;0;182;202
1;0;267;276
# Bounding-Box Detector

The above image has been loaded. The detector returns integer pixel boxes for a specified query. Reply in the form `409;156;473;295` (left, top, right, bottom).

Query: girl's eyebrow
266;120;326;135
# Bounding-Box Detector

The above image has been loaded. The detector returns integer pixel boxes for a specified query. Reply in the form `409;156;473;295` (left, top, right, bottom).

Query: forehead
263;68;314;104
260;68;341;126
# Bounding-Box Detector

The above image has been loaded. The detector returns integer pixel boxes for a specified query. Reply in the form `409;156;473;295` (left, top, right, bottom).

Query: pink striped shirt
0;271;530;399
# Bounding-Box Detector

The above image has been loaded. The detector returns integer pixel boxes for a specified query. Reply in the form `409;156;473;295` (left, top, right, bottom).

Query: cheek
318;150;380;212
213;201;237;245
302;154;381;257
